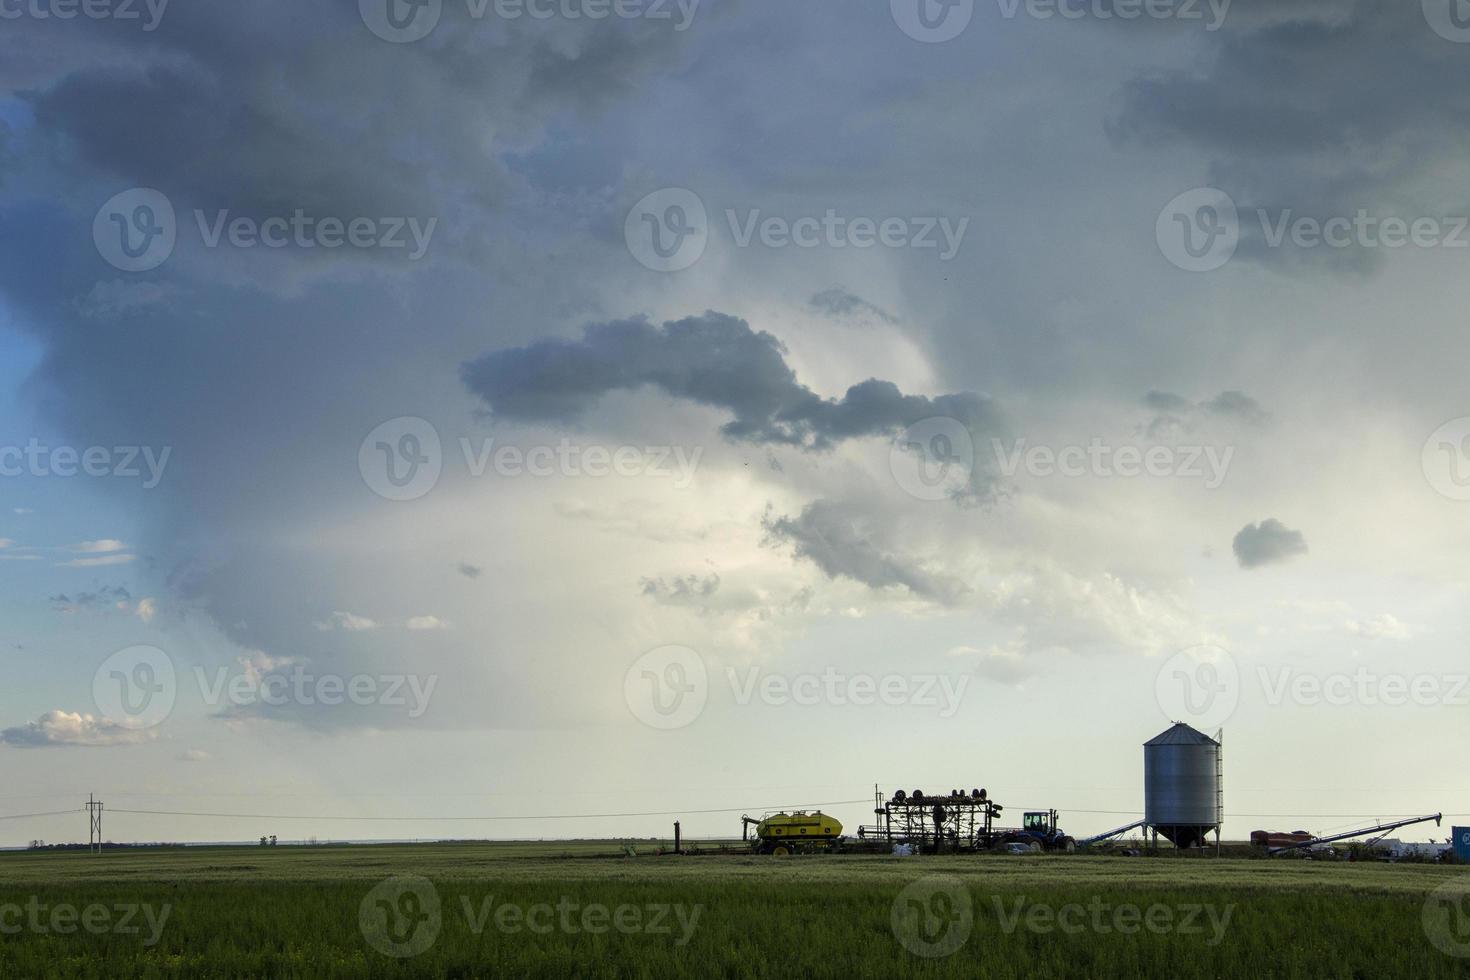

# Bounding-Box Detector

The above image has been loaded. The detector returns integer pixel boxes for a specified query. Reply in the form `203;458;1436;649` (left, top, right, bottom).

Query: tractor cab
1023;811;1058;835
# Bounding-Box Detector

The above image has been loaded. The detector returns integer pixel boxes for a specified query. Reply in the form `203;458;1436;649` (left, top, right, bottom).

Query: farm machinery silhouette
741;787;1076;855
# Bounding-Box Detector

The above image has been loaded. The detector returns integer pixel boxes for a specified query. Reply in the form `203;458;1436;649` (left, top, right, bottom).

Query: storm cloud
762;499;967;604
461;312;1006;453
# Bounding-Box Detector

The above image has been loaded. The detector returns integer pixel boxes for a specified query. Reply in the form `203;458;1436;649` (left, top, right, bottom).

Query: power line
0;809;79;821
107;799;872;823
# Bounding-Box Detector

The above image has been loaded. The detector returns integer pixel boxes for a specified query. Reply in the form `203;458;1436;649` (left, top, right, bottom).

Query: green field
1;841;1468;977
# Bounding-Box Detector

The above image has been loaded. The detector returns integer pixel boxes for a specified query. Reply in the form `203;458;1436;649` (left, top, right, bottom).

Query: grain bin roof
1145;722;1219;746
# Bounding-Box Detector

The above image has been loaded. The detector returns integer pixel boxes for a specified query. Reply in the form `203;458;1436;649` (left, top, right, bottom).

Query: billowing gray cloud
462;311;1006;455
762;500;967;604
9;3;699;291
1111;2;1470;274
1233;519;1308;569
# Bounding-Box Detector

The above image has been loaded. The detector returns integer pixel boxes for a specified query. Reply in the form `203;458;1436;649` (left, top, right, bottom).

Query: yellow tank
748;811;843;855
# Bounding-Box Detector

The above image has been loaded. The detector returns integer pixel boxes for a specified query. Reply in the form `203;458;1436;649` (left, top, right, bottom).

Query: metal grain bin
1144;722;1222;849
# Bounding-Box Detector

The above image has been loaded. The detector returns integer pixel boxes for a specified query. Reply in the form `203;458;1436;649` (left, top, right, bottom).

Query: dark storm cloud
462;312;1006;452
1111;2;1470;274
17;3;697;234
1233;519;1308;568
762;500;967;604
0;3;702;736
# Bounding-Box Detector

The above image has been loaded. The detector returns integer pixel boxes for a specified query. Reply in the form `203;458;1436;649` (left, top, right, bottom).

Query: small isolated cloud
1143;390;1269;439
640;573;721;606
457;562;483;579
12;509;32;516
57;554;136;568
0;710;156;748
136;597;158;624
178;748;210;762
1346;614;1414;641
72;540;127;554
0;539;13;549
50;585;132;614
1201;391;1270;426
314;611;379;632
406;615;449;631
1233;519;1308;569
807;287;898;325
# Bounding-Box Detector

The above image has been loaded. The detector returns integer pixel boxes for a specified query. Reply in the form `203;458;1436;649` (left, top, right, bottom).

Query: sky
0;0;1468;848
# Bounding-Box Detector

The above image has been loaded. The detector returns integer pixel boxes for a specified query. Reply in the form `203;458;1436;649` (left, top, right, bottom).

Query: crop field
0;841;1468;977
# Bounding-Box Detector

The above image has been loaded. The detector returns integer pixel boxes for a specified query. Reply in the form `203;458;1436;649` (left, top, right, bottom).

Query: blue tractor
997;809;1076;853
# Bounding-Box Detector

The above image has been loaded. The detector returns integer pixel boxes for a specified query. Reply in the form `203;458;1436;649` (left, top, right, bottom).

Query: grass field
1;841;1468;977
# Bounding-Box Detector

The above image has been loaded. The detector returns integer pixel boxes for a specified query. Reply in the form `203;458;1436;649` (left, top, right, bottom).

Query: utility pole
86;793;103;855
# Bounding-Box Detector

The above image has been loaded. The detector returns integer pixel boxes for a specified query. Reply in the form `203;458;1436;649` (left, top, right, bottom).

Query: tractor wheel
1027;841;1042;853
771;845;791;857
1060;837;1077;854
